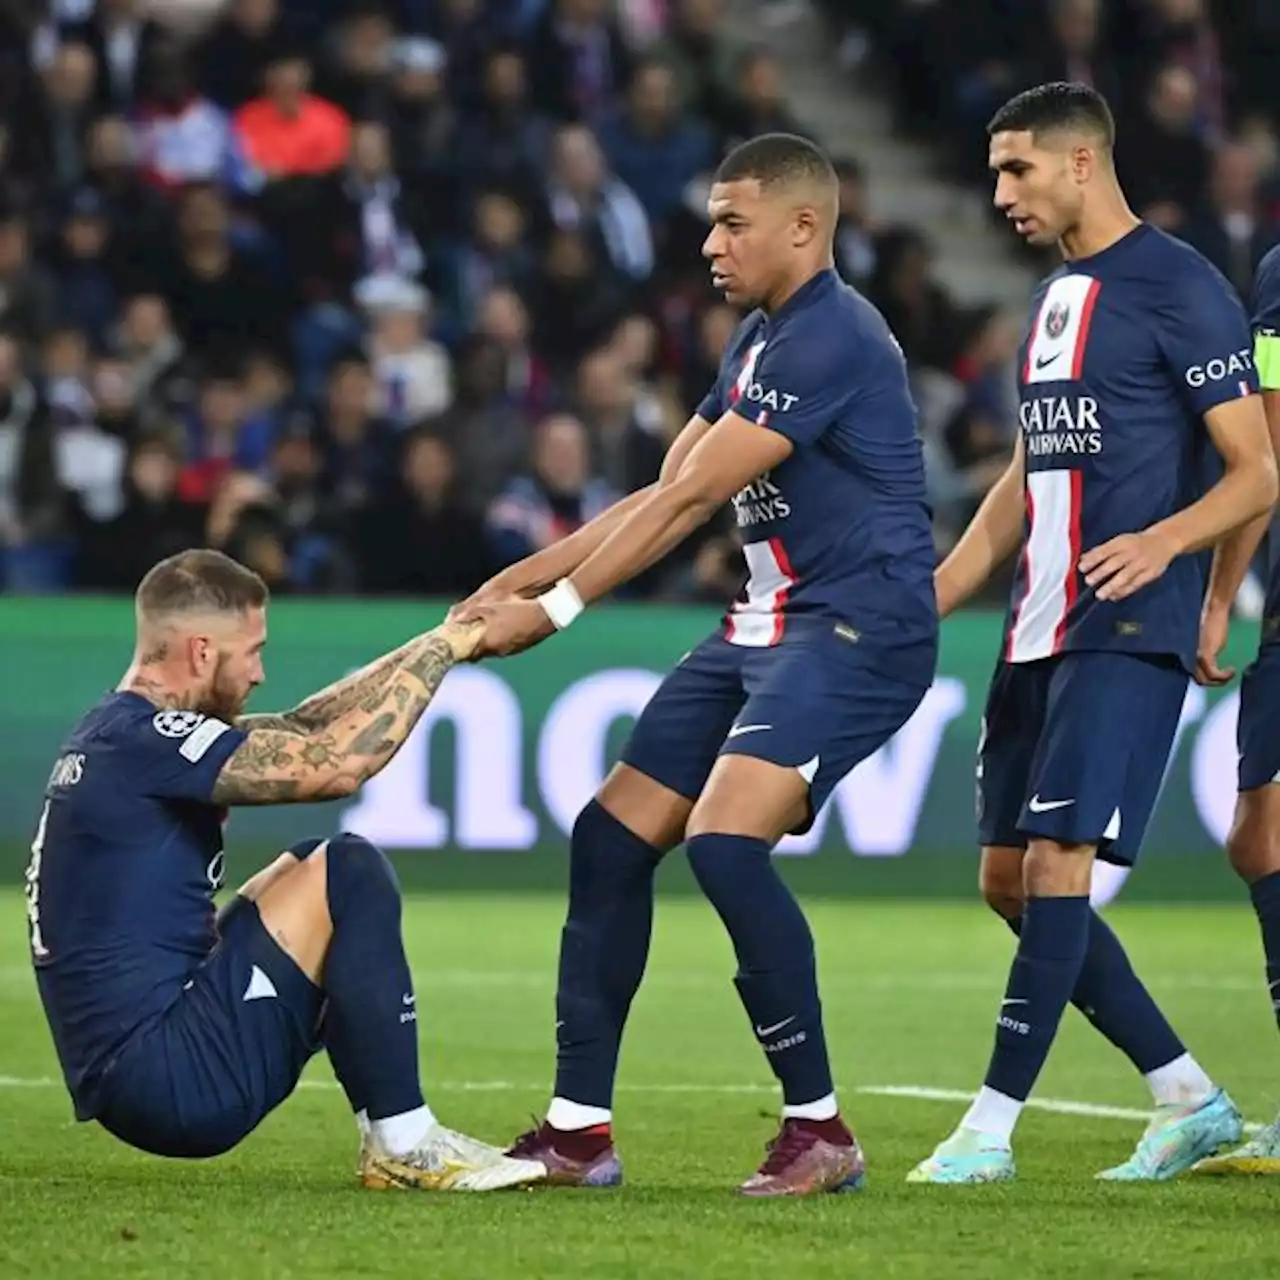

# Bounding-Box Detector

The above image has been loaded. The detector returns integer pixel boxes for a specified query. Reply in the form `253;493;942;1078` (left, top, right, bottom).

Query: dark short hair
714;132;837;192
137;549;268;620
987;82;1115;147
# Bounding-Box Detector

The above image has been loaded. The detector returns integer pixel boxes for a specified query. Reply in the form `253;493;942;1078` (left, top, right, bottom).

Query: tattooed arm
211;622;480;806
236;635;424;734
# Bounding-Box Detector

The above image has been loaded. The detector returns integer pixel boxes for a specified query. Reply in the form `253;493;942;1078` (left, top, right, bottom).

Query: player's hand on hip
1079;529;1177;602
1194;603;1236;687
454;598;555;658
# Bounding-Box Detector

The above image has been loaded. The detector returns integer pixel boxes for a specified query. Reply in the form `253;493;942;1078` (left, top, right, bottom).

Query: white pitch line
0;1074;1263;1131
858;1085;1264;1134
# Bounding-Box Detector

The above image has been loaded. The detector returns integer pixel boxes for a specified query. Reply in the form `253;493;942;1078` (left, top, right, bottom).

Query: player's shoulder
783;271;882;335
773;273;901;370
79;692;219;758
1132;227;1239;304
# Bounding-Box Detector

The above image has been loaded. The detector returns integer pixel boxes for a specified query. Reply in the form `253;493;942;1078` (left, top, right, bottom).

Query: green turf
2;890;1278;1278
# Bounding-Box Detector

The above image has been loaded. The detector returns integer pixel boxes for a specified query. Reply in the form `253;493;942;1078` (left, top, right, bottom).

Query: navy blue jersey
1006;225;1259;670
1251;244;1280;641
25;692;247;1118
697;268;937;665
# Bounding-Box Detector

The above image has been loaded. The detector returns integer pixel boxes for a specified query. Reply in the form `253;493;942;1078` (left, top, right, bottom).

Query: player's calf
525;767;685;1181
684;758;863;1194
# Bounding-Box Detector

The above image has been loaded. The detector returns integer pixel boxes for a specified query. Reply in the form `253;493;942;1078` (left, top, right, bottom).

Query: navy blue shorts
622;626;933;833
1239;643;1280;792
93;899;323;1158
976;651;1188;866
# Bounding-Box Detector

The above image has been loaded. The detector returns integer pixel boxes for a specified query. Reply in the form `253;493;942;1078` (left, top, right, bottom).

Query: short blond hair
136;549;268;622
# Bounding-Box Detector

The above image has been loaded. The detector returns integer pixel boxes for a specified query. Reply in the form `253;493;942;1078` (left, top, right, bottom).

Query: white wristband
537;578;585;630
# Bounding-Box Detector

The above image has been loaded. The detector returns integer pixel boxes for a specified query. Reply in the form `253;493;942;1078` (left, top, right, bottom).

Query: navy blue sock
985;895;1090;1101
321;833;423;1120
553;800;661;1109
1003;908;1185;1072
1249;871;1280;1032
686;834;834;1107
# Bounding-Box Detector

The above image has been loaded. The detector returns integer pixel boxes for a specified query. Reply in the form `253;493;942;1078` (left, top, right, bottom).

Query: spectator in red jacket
233;48;351;181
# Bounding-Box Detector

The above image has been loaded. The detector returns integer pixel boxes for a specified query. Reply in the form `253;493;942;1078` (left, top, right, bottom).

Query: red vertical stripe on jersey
1021;294;1050;384
1069;279;1102;380
1004;486;1035;662
768;536;798;645
1052;469;1084;652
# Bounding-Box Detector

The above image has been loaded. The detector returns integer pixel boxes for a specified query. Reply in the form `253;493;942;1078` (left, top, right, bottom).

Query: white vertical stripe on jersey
1008;470;1077;663
726;538;798;647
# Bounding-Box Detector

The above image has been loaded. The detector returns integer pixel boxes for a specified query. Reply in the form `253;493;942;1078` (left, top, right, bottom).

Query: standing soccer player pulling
907;83;1277;1184
457;133;939;1195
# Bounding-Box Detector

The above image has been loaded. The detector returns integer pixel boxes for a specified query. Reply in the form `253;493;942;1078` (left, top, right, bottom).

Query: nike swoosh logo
1028;796;1075;813
1035;352;1062;369
755;1016;796;1037
728;724;772;738
403;993;415;1006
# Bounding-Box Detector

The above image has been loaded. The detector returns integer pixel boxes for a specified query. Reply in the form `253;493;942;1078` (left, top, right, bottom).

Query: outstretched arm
456;415;715;606
237;634;425;734
566;415;789;605
212;621;481;805
461;414;792;656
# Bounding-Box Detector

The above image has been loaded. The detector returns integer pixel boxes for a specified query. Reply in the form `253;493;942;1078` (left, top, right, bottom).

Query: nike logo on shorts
727;723;772;738
1028;795;1075;813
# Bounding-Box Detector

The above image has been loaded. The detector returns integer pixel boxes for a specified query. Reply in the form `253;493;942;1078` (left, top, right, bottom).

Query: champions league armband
1256;329;1280;391
538;578;585;630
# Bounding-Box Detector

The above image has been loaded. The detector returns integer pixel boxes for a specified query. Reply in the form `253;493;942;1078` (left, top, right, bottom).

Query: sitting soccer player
24;548;545;1191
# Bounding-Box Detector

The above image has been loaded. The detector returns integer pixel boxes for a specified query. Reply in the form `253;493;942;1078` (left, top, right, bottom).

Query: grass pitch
1;889;1278;1278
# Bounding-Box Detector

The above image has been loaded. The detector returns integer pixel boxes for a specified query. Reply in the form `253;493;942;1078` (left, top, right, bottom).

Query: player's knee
1226;806;1273;884
978;849;1025;920
980;875;1024;921
1023;839;1094;897
325;831;401;921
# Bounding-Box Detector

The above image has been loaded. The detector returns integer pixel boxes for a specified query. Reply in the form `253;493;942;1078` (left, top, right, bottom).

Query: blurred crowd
0;0;1275;603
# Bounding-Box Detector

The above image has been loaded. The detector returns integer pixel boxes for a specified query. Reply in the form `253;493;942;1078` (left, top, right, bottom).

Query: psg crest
1044;301;1070;339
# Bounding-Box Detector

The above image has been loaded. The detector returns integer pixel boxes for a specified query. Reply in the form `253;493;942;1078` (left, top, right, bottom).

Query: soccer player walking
908;83;1277;1185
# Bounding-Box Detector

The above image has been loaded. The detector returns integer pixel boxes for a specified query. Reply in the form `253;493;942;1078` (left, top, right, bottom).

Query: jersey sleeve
1158;259;1261;415
696;370;726;423
728;325;854;446
130;710;248;802
1252;248;1280;391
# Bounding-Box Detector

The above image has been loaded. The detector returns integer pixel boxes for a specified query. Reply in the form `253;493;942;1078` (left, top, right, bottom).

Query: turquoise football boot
906;1128;1016;1184
1096;1088;1244;1182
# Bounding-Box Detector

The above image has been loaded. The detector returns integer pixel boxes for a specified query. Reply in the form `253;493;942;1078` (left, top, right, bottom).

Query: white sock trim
960;1086;1023;1143
370;1103;437;1156
1144;1053;1215;1108
782;1092;838;1121
355;1109;371;1138
547;1097;612;1130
